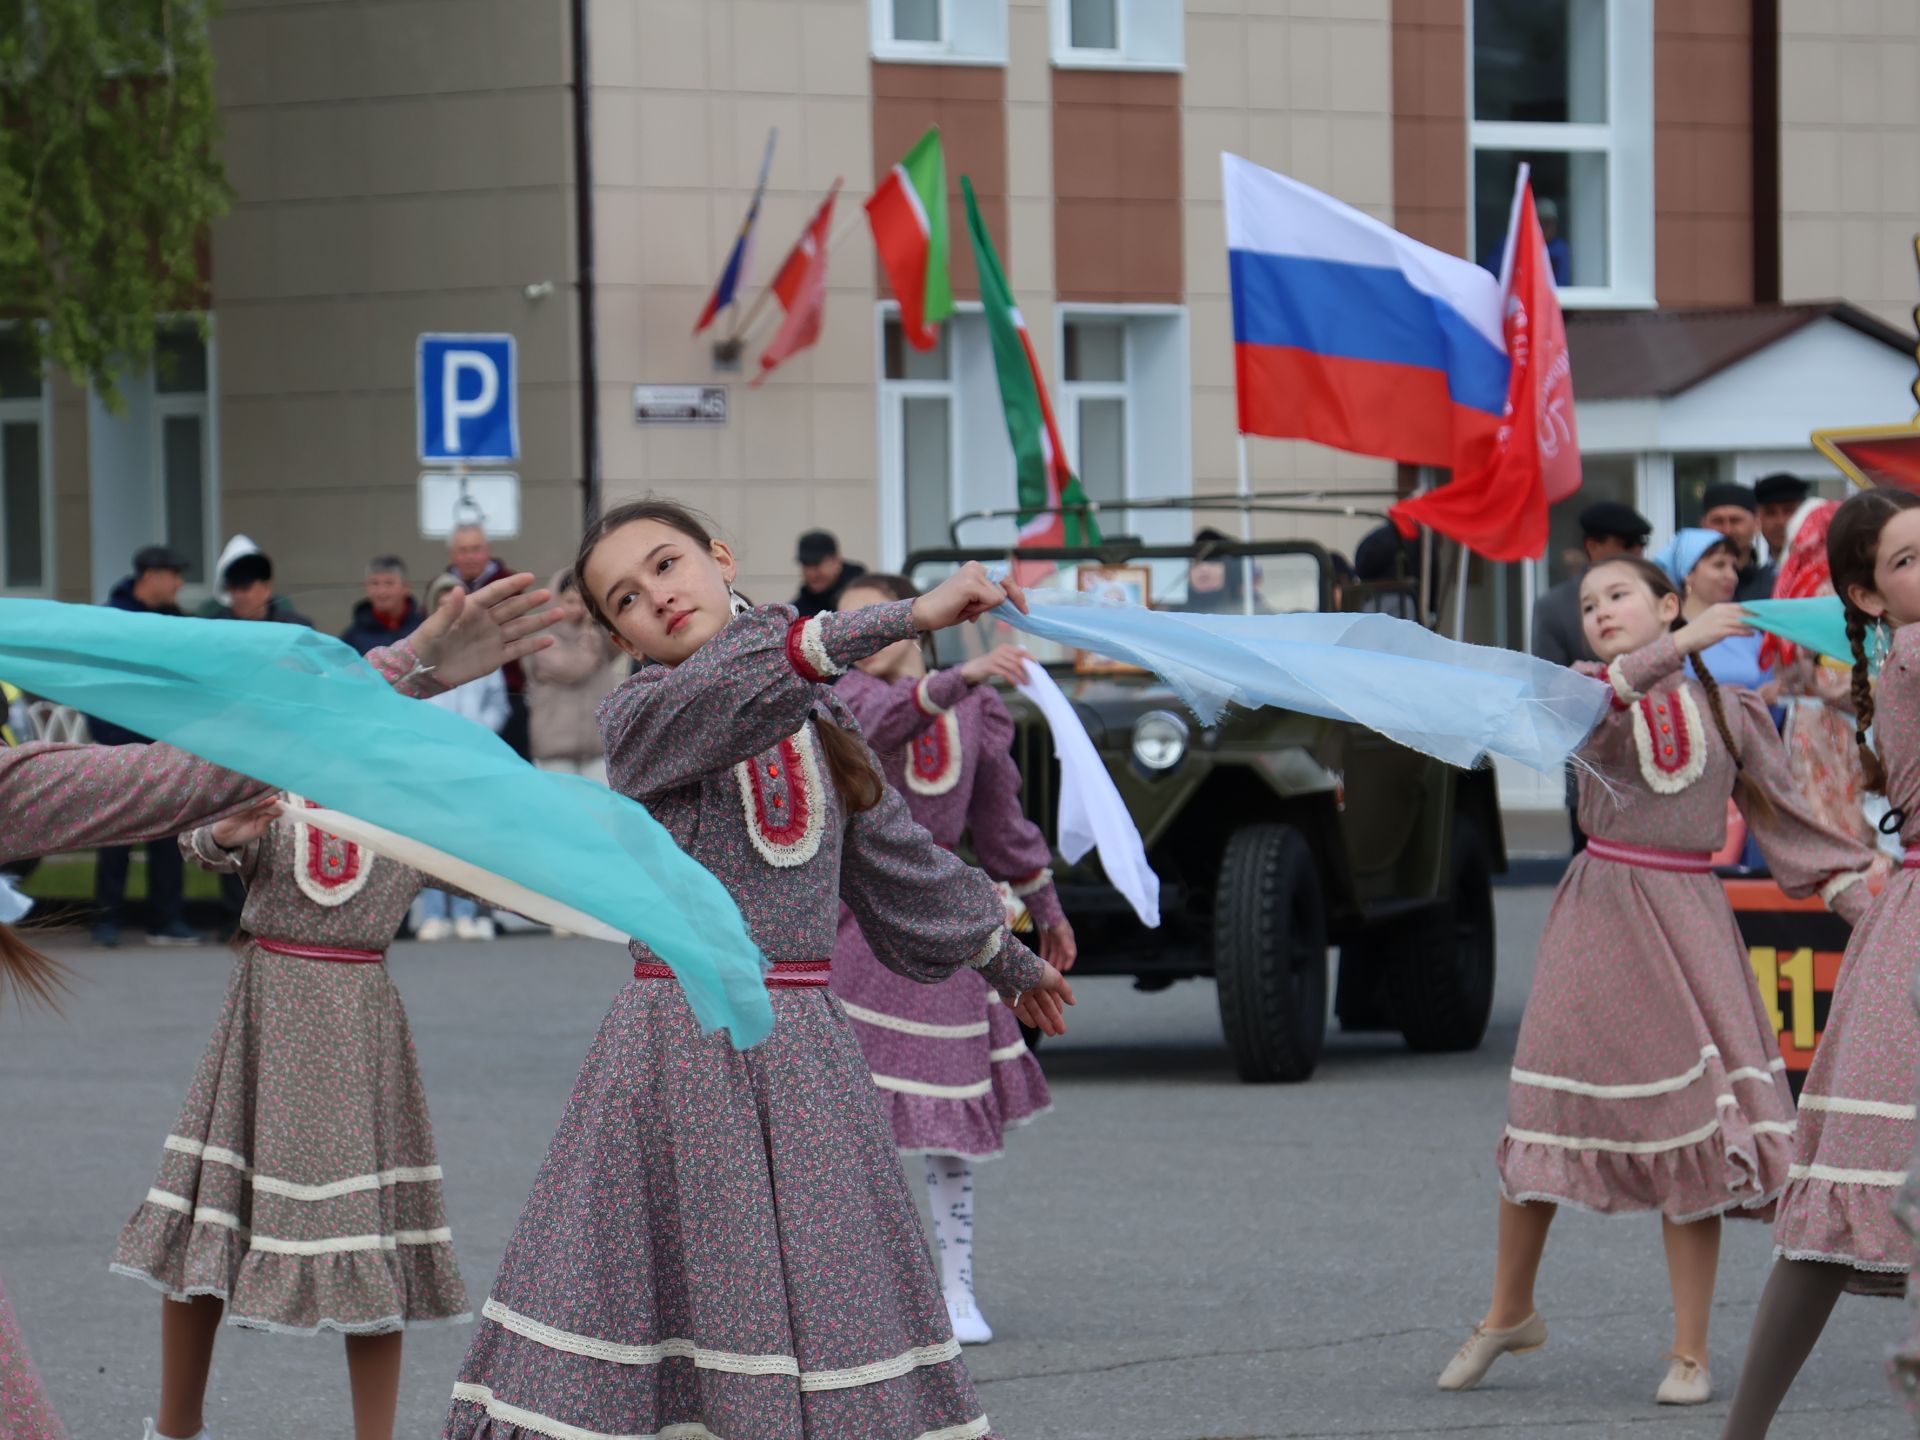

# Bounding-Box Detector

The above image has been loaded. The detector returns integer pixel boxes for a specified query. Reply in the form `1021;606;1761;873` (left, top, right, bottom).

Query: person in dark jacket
792;529;868;618
89;546;203;948
1698;481;1775;603
340;555;425;655
196;549;313;626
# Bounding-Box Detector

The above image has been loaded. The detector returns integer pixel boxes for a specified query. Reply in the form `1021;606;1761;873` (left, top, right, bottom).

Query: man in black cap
1754;472;1813;568
1698;481;1775;602
1529;501;1651;668
792;529;868;618
89;545;203;948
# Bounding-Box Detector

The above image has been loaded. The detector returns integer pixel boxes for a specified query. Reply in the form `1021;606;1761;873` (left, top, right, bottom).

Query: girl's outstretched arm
600;602;918;801
1732;690;1879;923
826;695;1073;1032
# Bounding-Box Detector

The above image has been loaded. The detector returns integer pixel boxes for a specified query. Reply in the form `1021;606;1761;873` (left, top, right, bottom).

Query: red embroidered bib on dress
290;796;374;905
735;728;827;868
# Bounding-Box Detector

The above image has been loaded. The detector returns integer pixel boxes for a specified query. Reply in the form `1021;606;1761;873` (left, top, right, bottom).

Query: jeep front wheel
1394;817;1496;1053
1213;823;1328;1083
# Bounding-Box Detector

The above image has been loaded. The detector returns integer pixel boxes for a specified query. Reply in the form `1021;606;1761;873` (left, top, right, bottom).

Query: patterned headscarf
1759;498;1840;669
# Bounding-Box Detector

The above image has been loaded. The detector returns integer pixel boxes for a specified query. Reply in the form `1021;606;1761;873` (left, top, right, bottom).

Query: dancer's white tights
924;1154;975;1296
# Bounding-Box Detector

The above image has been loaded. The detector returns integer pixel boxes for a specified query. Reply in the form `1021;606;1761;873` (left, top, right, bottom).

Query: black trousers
502;692;531;760
95;839;186;929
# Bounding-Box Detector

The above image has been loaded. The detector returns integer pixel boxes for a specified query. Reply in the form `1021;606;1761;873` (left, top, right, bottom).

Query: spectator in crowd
446;523;530;758
1530;502;1651;668
792;529;868;618
1352;521;1422;620
196;536;312;625
1183;527;1263;613
90;545;202;948
1754;472;1813;569
526;569;625;785
1697;482;1775;603
340;555;424;655
1529;501;1651;856
414;573;508;941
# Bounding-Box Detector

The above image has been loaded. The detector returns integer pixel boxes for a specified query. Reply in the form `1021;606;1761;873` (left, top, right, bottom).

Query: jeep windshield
902;543;1328;668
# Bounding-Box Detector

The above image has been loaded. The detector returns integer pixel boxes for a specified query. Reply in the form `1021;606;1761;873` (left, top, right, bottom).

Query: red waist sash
1584;837;1715;874
255;937;385;964
1902;854;1920;870
633;958;831;988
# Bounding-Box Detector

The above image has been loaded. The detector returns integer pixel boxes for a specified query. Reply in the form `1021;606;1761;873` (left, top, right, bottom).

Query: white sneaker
471;915;496;940
416;918;453;942
452;916;481;940
143;1419;212;1440
945;1290;993;1345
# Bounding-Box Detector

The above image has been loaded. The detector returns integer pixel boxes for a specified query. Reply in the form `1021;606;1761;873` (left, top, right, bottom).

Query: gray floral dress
110;804;471;1334
446;602;1046;1440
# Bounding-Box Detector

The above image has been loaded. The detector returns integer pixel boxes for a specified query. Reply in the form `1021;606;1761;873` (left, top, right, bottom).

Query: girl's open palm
410;572;565;687
1011;963;1075;1036
961;645;1033;687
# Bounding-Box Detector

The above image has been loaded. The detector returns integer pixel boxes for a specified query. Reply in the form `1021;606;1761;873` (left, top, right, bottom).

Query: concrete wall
592;0;881;604
1779;0;1920;328
208;0;581;632
1184;2;1397;557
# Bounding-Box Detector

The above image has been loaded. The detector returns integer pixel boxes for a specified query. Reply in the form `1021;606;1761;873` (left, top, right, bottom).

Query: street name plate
633;384;728;425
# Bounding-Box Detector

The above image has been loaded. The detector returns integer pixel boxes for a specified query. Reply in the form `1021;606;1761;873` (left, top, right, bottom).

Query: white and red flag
1389;166;1580;560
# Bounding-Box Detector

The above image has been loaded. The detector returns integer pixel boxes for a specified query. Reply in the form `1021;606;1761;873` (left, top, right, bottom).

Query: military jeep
905;496;1506;1084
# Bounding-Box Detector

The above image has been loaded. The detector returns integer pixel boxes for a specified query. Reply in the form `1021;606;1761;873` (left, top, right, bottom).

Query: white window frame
1053;304;1190;524
0;333;54;597
1049;0;1183;72
870;0;1006;66
1466;0;1654;309
875;302;964;571
152;314;221;596
1057;315;1131;505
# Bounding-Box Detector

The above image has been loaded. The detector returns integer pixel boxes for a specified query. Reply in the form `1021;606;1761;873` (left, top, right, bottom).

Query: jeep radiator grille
1013;720;1060;849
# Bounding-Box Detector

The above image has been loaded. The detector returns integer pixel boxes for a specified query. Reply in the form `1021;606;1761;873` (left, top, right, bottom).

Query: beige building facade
6;0;1918;647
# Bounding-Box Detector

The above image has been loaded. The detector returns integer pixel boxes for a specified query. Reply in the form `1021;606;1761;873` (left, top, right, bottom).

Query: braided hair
1827;487;1920;795
1602;556;1770;819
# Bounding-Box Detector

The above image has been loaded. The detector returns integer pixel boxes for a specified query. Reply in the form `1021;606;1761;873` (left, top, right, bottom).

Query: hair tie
1881;807;1907;836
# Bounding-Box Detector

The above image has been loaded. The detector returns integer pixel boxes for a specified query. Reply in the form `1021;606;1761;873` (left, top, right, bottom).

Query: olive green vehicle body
906;528;1508;1079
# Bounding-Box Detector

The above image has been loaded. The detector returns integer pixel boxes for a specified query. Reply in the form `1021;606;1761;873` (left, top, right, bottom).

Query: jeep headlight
1131;711;1189;773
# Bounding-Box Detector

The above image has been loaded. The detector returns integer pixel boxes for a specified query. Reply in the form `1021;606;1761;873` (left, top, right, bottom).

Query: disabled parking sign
417;333;517;463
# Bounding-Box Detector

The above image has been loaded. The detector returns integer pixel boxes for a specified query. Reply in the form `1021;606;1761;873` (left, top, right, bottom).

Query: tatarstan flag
866;127;954;351
962;176;1098;548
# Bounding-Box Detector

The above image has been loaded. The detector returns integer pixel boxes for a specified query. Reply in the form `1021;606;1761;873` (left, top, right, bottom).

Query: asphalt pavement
3;888;1913;1439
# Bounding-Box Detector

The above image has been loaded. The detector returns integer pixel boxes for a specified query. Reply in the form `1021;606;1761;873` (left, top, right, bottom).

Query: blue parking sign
418;333;517;463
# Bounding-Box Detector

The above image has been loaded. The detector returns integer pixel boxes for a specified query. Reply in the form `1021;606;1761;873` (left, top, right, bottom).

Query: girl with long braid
1437;556;1877;1407
1722;486;1920;1435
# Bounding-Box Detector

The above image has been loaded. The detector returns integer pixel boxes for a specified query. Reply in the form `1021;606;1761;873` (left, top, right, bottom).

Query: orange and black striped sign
1725;878;1847;1098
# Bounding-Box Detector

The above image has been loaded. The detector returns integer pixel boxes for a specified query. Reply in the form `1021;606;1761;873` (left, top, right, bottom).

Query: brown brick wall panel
1653;4;1755;305
1392;0;1467;257
871;62;1008;301
1051;69;1181;302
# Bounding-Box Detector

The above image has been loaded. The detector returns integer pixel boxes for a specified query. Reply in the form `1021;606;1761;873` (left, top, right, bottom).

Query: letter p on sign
418;333;517;463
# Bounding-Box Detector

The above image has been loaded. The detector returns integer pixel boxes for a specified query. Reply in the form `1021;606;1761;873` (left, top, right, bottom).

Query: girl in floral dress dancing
831;571;1074;1346
444;501;1074;1440
1436;557;1877;1407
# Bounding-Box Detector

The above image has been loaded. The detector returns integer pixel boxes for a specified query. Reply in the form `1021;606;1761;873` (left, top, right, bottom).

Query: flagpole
1235;433;1252;541
1451;538;1470;641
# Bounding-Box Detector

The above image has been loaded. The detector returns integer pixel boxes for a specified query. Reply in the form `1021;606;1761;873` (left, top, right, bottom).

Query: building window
0;330;49;594
1062;319;1127;506
871;0;1006;64
1055;308;1190;541
882;317;958;560
153;321;214;585
1468;0;1652;307
1049;0;1182;69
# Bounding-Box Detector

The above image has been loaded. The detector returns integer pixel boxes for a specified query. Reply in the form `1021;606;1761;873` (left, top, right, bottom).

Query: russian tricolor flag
1223;153;1509;472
